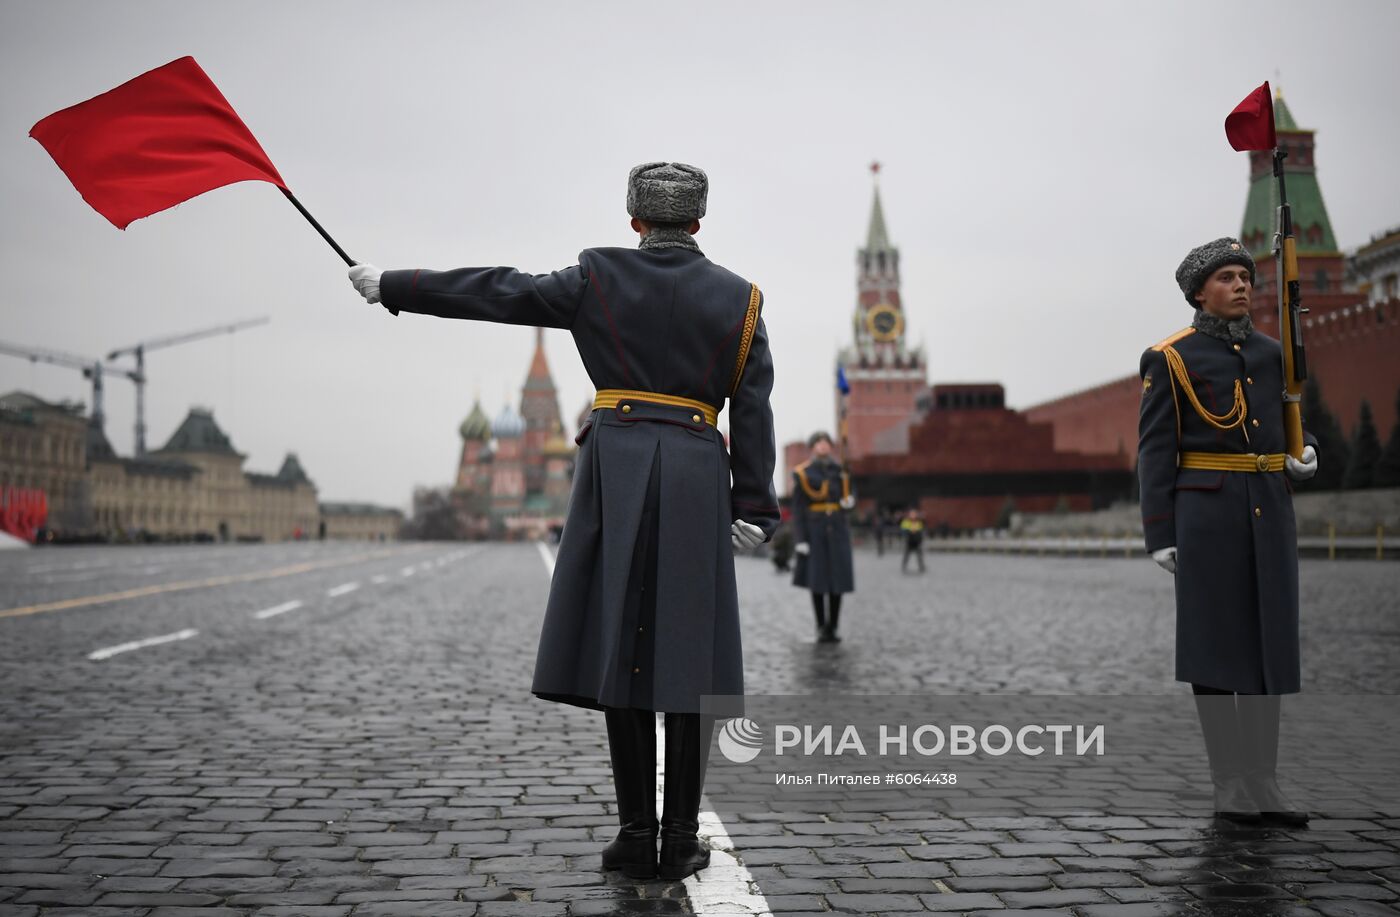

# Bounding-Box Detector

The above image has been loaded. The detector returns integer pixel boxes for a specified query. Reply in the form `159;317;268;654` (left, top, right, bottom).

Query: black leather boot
811;594;828;642
1193;692;1260;823
601;707;658;878
1238;694;1309;828
658;712;716;880
824;596;842;642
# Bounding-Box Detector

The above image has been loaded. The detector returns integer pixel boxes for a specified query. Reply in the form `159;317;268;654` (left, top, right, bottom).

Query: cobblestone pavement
0;543;1396;916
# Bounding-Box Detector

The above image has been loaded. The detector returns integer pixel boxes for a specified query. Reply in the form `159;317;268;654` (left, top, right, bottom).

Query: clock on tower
865;303;903;343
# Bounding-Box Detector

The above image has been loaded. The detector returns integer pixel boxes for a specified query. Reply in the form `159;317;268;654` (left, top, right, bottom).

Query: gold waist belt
809;502;841;513
1180;451;1286;473
593;389;719;427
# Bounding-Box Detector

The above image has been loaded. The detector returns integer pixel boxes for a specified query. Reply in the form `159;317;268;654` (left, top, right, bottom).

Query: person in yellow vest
899;507;926;574
791;431;855;642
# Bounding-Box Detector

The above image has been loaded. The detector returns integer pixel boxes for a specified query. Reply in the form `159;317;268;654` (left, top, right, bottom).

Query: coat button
1254;507;1262;517
621;404;631;414
632;666;640;674
1251;418;1260;428
1246;377;1254;384
637;626;644;633
692;413;702;424
1233;343;1242;351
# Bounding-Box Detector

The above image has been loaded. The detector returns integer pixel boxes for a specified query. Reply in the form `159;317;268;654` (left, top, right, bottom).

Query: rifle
1272;149;1309;460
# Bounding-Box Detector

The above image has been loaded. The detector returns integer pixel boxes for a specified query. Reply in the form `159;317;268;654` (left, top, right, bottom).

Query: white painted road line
327;582;359;598
654;719;771;914
370;574;389;585
536;541;556;577
253;600;304;620
401;567;416;577
88;628;199;661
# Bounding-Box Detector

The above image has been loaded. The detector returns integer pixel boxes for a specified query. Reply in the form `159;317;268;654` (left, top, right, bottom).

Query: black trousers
811;592;842;628
902;539;924;572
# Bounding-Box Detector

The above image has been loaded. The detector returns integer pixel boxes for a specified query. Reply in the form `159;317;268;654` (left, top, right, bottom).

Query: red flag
30;56;287;229
1224;81;1276;152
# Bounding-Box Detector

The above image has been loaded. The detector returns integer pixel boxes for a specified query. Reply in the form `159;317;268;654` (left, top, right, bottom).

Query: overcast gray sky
3;1;1397;511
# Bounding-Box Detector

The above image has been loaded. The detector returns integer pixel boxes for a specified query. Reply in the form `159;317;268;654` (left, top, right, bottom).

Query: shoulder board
1151;327;1196;352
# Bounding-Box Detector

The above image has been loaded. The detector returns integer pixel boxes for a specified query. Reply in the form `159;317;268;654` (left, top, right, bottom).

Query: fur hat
1176;237;1256;307
626;162;708;223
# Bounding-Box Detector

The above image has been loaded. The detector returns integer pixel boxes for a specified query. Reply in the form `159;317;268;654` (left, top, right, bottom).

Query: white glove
731;519;764;550
794;542;810;556
839;495;855;510
349;262;383;304
1152;546;1177;574
1284;445;1317;482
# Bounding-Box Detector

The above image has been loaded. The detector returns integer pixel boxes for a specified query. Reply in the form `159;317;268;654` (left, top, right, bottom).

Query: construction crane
107;317;270;456
0;341;139;430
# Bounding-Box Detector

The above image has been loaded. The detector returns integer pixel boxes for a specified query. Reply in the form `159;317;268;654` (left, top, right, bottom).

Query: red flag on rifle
1224;80;1276;152
30;56;287;229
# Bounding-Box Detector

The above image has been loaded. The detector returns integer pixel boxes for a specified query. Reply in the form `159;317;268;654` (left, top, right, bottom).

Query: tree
405;486;462;540
1374;387;1400;488
1298;379;1349;491
1342;400;1381;490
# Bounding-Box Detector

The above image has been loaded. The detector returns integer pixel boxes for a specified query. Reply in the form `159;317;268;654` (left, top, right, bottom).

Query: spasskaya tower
836;163;928;460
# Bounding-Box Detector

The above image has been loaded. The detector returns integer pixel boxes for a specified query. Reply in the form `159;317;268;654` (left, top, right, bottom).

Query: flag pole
280;188;398;316
281;188;352;265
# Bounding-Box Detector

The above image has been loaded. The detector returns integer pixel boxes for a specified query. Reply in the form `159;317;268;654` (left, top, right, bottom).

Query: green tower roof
459;399;491;441
865;186;892;253
157;407;240;456
276;452;312;485
1239;92;1337;258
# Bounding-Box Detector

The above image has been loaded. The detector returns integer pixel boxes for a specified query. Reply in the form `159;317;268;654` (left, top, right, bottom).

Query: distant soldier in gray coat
348;162;780;880
791;432;855;642
1138;236;1318;827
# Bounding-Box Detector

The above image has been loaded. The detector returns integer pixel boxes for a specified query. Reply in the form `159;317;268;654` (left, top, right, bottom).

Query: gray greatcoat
381;246;780;714
791;458;855;595
1138;325;1312;694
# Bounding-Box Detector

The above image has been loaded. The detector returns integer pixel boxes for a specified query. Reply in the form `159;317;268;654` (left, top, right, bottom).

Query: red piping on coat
702;312;748;390
588;270;635;388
